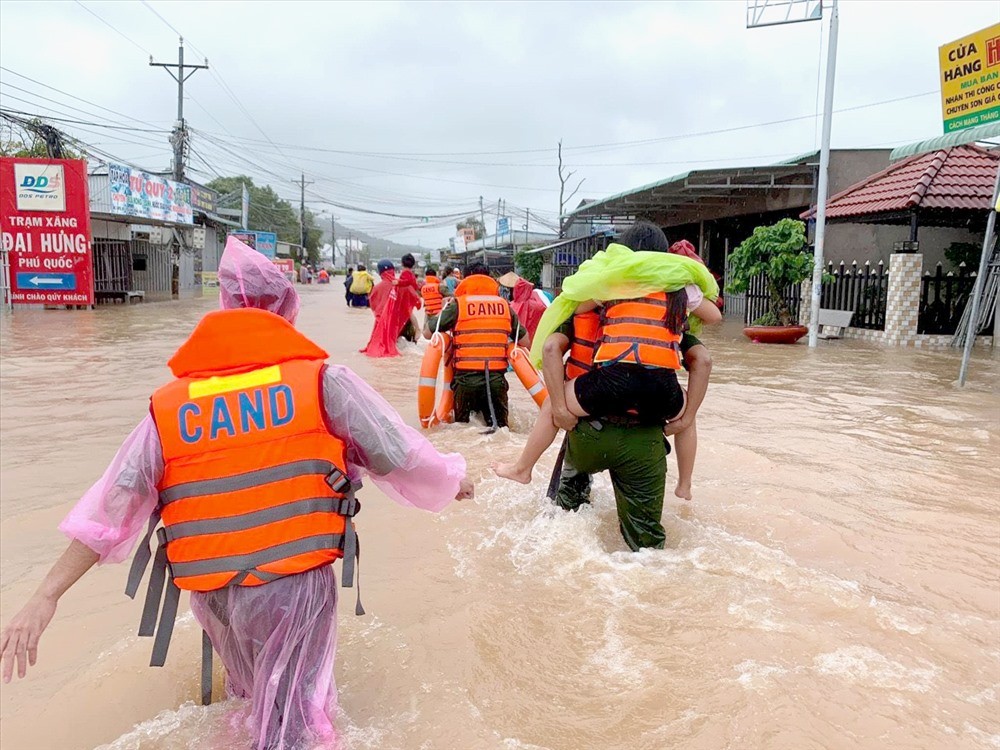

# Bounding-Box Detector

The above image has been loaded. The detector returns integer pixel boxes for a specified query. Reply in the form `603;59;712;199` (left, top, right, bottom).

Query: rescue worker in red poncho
432;263;530;428
0;238;473;750
361;259;422;357
498;271;548;340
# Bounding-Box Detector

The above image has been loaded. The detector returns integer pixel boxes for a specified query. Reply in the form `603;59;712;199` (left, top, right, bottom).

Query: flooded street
1;285;999;750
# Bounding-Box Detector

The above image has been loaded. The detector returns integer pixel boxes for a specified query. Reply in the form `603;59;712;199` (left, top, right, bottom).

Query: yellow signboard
940;23;1000;133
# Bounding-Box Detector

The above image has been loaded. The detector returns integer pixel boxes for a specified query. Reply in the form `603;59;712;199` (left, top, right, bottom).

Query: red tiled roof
802;144;999;220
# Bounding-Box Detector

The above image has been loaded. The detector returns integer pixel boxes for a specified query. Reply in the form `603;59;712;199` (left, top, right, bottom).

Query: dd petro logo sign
14;163;66;212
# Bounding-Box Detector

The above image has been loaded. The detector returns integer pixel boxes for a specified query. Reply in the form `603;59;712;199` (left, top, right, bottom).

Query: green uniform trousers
452;372;510;428
555;420;667;551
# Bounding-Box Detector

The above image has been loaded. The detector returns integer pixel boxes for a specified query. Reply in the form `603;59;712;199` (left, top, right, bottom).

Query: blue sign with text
16;272;77;290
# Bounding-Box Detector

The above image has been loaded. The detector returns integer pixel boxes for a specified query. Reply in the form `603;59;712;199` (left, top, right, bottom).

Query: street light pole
807;0;839;348
746;0;836;348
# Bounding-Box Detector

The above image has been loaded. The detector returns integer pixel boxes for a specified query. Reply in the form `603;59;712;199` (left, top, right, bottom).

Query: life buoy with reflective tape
418;332;455;428
507;343;548;407
417;336;547;427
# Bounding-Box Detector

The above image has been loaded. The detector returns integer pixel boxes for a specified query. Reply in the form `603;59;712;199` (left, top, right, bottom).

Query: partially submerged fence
918;263;983;335
742;273;802;325
819;260;889;330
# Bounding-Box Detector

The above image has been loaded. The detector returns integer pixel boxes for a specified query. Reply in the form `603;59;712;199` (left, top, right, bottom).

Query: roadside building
87;165;234;302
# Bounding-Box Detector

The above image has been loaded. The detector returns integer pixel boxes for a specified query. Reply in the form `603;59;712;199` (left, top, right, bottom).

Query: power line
74;0;152;57
192;88;937;161
0;67;166;128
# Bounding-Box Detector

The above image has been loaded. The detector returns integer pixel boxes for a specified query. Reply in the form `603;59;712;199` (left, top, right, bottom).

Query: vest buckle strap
135;527;182;668
325;466;351;494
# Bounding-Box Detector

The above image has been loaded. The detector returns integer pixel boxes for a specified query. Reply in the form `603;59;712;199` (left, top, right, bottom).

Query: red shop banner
0;158;94;306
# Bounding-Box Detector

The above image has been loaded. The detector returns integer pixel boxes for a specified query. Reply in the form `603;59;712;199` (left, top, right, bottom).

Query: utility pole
525;208;529;245
478;195;486;267
291;173;314;263
330;214;337;268
495;198;501;255
150;38;208;183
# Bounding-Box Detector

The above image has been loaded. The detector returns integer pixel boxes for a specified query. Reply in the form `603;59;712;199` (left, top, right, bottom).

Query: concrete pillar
882;253;923;346
799;279;811;327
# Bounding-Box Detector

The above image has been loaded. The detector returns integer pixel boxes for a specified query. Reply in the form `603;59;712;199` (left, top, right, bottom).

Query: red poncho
361;270;422;357
510;278;547;340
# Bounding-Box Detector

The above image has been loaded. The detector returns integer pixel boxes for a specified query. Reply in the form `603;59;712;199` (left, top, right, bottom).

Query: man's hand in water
456;477;475;501
1;593;57;682
552;408;578;433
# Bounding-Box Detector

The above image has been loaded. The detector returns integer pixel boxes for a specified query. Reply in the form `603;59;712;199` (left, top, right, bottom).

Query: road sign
15;272;77;290
0;158;94;306
940;23;1000;133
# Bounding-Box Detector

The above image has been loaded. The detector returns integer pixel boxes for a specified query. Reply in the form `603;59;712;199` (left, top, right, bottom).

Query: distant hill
320;223;427;261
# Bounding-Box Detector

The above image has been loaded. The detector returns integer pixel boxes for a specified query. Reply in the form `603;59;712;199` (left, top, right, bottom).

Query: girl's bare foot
674;483;692;501
493;462;533;485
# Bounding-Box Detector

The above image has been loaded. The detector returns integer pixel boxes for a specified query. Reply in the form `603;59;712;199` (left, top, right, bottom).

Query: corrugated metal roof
889;123;1000;162
803;144;999;220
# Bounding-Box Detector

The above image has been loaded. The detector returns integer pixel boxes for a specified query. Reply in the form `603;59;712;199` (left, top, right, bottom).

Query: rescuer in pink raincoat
0;238;473;750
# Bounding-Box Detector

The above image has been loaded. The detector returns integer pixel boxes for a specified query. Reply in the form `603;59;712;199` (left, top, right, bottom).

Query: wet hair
466;262;489;277
426;266;437;276
357;263;366;271
347;267;354;274
619;220;670;253
401;253;416;269
664;288;689;333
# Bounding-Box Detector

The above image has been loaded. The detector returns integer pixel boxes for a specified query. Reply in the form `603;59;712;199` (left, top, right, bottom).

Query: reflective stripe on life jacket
594;292;682;370
565;311;601;380
453;276;512;372
421;275;443;316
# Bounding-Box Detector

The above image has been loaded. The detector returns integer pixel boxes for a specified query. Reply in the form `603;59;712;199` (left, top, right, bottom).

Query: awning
522;237;581;255
890;123;1000;162
199;210;241;228
562;160;817;224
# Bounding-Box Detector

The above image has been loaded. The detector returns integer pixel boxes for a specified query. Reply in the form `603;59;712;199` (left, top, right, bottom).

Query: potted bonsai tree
726;218;814;344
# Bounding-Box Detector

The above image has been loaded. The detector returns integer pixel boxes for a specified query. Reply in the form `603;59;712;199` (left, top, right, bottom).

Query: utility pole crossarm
150;38;208;183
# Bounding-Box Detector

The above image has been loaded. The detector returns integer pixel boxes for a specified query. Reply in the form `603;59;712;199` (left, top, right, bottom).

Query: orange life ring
507;343;548;407
418;332;454;428
436;354;454;425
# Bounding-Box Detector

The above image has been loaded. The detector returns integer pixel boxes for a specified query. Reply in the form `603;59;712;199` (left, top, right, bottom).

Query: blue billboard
228;230;278;259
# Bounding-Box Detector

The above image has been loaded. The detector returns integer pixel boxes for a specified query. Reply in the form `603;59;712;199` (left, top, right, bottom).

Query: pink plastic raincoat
59;238;466;750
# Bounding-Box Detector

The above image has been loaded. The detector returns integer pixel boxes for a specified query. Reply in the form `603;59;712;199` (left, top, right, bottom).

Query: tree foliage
945;241;981;271
1;120;80;159
207;175;322;265
457;216;485;239
726;218;813;326
514;248;544;286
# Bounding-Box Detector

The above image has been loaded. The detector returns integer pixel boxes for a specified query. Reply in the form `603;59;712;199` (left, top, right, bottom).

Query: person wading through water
0;238;474;750
431;263;529;429
494;222;720;549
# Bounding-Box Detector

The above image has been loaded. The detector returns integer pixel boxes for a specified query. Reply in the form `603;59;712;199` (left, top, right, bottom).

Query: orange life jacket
421;275;444;317
129;308;362;668
453;275;512;372
594;292;683;370
565;311;601;379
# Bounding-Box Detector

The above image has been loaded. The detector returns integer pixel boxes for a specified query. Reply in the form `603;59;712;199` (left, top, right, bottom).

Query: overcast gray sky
1;0;997;246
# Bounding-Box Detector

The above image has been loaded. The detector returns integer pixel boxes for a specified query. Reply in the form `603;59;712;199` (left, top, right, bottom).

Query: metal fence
1;249;10;310
92;238;133;294
552;235;612;291
820;260;889;330
918;263;983;335
743;273;802;325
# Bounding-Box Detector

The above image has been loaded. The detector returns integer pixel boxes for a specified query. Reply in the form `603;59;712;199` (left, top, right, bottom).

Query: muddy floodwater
1;285;998;750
